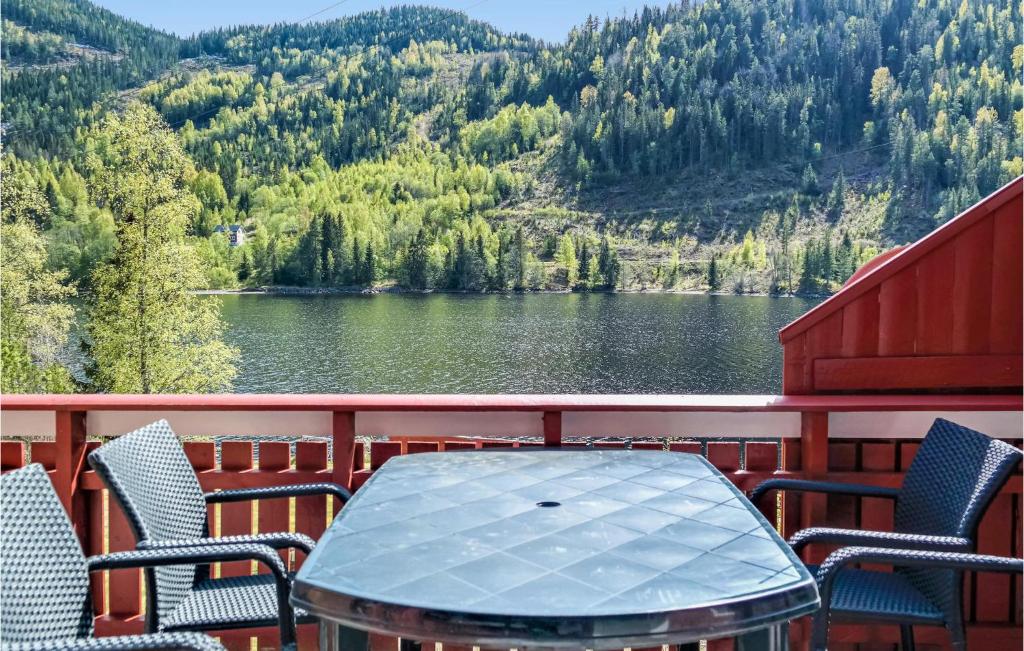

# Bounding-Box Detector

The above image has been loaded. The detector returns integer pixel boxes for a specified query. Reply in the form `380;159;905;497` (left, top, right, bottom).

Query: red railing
1;393;1021;651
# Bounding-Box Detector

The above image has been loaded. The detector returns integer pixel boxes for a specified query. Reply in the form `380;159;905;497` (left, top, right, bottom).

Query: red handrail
1;393;1020;412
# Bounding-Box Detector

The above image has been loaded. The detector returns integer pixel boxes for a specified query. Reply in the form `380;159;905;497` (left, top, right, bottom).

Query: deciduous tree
85;103;237;393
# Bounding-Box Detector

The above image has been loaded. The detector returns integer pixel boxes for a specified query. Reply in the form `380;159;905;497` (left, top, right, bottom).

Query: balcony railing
1;393;1021;650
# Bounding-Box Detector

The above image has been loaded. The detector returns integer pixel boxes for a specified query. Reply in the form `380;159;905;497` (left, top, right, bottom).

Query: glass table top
292;449;818;648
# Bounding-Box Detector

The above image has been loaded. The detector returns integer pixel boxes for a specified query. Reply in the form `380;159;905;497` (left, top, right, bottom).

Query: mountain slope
1;0;1020;295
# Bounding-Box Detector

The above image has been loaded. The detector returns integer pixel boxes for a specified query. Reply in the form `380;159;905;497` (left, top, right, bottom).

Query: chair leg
900;624;915;651
947;620;968;651
810;608;830;651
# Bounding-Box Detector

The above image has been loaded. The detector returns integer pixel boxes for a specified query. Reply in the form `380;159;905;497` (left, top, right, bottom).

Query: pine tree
238;250;253;282
578;241;590;284
405;230;429;290
512;226;527;290
598;236;619;290
801;164;820;195
494;234;508;290
835;231;854;282
821;236;834;286
363;241;376;285
707;254;720;291
799;241;819;293
448;234;465;289
351;239;363;285
586;254;601;289
827;168;846;219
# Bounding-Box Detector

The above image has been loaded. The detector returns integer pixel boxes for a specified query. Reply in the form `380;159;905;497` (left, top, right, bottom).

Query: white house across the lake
213;224;245;247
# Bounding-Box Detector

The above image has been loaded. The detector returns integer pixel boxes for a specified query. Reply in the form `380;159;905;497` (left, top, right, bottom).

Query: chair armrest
205;482;351;505
818;547;1024;585
7;633;227;651
88;543;288;576
811;547;1023;650
138;532;316;555
749;479;899;506
788;527;971;553
87;544;296;647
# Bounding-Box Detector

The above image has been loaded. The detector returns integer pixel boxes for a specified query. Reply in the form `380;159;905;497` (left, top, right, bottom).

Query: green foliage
179;6;533;64
1;0;180;158
554;233;578;287
460;99;562;163
85;103;238;393
2;19;65;63
707;254;720;292
1;173;77;393
462;0;1021;218
3;0;1020;314
0;221;76;391
801;165;820;196
827;169;846;219
596;237;619;290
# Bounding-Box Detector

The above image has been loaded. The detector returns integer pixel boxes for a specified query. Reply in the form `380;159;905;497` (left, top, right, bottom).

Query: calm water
215;293;818;394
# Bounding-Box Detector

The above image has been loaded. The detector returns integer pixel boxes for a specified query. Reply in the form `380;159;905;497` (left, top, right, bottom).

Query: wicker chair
87;420;351;647
812;548;1023;651
1;464;229;651
750;418;1022;650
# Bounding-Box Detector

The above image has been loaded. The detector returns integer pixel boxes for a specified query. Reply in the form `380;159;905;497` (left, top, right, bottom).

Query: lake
215;293;819;394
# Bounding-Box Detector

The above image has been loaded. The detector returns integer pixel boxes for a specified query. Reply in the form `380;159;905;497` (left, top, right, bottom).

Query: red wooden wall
781;177;1023;395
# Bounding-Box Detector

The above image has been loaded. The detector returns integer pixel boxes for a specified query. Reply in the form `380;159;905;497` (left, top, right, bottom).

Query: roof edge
779;175;1024;344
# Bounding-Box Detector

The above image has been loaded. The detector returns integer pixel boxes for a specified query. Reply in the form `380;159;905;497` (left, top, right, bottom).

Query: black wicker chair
87;420;351;646
1;463;230;651
750;418;1022;650
812;548;1023;651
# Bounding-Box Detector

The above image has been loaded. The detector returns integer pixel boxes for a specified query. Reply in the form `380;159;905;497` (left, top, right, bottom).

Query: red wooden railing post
543;411;562;447
333;411;357;491
800;410;829;564
54;409;87;542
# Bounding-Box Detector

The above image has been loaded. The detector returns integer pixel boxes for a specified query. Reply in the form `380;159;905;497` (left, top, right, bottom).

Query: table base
321;622;789;651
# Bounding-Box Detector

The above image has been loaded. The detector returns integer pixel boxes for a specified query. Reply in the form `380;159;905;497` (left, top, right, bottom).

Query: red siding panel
258;441;291;569
707;442;740;472
1;441;25;470
219;442;254;578
916;241;956;354
952;218;996;355
782;335;809;394
990;198;1024;355
840;288;880;358
813;354;1021;391
877;265;917;357
806;312;843;390
294;441;328;568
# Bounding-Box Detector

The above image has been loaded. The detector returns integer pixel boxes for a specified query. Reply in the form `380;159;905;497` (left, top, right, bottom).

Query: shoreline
195;286;830;299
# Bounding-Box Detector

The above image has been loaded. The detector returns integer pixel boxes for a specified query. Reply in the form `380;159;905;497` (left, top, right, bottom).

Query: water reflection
216;293;818;394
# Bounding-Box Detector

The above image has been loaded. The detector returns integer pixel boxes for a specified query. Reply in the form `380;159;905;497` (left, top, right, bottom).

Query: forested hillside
2;0;1021;301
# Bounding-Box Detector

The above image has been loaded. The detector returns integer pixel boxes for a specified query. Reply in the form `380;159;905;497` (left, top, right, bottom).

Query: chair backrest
894;418;1021;636
895;418;1021;539
88;419;209;620
1;464;94;644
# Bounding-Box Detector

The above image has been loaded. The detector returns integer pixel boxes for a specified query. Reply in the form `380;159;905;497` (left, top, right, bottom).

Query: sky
94;0;676;43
